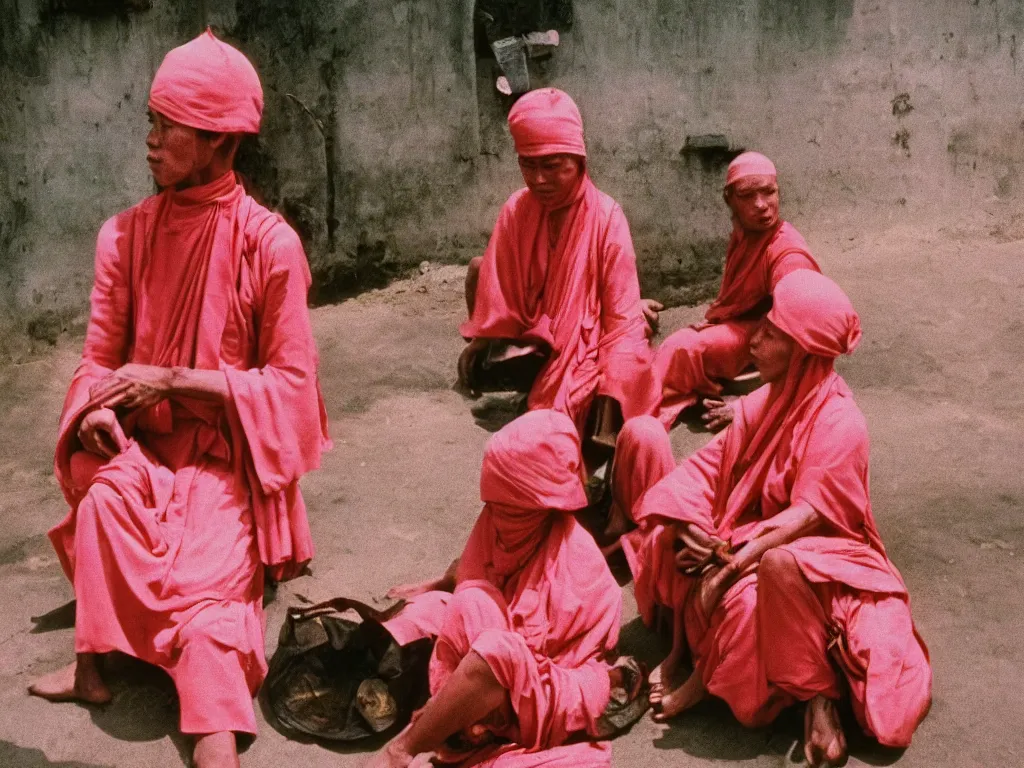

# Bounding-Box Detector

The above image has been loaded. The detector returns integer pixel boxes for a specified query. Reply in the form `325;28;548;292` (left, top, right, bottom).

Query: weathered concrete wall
2;0;1024;356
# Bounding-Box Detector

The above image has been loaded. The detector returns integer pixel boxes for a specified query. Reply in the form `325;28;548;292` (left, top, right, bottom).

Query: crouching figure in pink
28;30;330;768
368;410;627;768
614;271;931;766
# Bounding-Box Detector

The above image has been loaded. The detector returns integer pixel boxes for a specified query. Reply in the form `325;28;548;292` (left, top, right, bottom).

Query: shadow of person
30;600;76;634
653;699;799;761
0;740;111;768
84;654;197;767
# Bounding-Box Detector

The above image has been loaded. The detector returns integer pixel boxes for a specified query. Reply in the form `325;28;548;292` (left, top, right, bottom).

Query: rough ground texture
0;211;1021;766
3;0;1024;354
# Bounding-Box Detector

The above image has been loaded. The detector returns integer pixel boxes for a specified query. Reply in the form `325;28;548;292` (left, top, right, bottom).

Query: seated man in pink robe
368;410;630;768
613;271;931;766
28;30;330;768
457;88;659;445
655;151;820;430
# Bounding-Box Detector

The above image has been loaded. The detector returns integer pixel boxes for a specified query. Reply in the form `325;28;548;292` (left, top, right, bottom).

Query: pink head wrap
508;88;587;158
479;409;588;512
148;29;263;134
768;270;862;358
725;151;777;188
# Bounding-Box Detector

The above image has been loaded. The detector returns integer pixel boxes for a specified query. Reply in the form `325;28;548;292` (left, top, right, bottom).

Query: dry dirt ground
0;214;1021;767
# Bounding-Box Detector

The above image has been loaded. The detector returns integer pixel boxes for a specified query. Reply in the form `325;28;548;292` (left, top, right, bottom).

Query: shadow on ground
0;741;112;768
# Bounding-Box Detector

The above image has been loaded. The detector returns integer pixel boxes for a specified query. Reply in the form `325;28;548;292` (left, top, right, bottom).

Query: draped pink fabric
149;29;263;133
655;218;819;426
461;96;657;432
49;171;330;734
429;411;621;766
624;272;931;743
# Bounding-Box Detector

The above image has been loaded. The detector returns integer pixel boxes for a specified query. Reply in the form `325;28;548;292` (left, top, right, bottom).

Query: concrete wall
2;0;1023;356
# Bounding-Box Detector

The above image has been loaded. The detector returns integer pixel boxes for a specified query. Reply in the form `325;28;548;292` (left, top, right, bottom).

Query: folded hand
90;363;173;411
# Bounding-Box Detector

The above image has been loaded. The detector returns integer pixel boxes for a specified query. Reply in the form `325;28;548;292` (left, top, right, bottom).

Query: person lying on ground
654;151;819;431
611;271;931;767
367;410;640;768
28;30;330;768
457;88;659;450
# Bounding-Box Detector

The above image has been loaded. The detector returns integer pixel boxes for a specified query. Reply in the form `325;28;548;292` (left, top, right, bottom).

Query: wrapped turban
768;270;862;358
508;88;587;158
149;29;263;134
725;151;777;187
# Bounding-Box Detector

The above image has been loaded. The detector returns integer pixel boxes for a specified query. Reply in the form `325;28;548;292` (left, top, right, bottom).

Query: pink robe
655;221;818;426
621;373;931;744
461;178;658;433
419;410;621;766
49;171;330;734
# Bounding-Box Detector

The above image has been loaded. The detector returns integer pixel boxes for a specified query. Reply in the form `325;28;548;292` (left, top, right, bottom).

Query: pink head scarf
768;270;862;357
725;151;777;188
148;29;263;134
508;88;587;158
480;409;588;512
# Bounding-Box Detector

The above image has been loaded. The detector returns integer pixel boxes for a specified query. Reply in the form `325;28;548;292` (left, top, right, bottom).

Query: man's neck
175;158;234;191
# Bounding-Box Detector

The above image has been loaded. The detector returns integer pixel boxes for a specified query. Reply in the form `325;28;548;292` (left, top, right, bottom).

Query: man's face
146;111;216;190
724;174;780;232
517;154;583;209
749;318;796;384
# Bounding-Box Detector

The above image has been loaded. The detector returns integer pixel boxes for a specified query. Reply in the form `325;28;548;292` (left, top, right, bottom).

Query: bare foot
804;695;847;767
28;656;111;704
194;732;239;768
651;669;706;722
386;580;436;601
647;653;681;704
364;738;416;768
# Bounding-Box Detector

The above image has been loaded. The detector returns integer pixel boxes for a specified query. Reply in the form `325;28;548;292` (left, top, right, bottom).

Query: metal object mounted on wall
492;36;530;94
492;30;560;95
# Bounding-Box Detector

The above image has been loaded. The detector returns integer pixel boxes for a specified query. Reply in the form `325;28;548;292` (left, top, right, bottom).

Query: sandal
594;656;650;738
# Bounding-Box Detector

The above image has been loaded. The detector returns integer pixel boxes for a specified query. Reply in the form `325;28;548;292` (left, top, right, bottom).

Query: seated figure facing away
458;88;659;450
368;410;634;768
613;271;931;767
655;151;820;431
28;31;330;768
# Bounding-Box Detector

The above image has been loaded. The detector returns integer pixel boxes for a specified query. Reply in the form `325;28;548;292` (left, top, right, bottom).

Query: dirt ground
0;212;1021;767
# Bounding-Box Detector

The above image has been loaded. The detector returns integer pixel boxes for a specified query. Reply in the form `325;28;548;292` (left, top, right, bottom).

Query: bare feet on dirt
651;668;707;722
364;737;418;768
28;656;111;705
647;653;680;704
804;695;848;767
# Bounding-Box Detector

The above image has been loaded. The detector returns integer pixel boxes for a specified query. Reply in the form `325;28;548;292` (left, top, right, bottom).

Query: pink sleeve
459;198;531;341
636;432;726;530
790;398;871;538
594;206;658;417
55;216;133;501
223;225;329;494
768;250;818;291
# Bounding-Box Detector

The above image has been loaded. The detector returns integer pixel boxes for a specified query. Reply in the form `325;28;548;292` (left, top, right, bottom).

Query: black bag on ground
471;340;550;393
264;597;434;742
